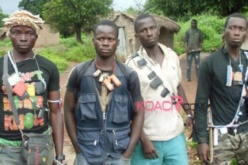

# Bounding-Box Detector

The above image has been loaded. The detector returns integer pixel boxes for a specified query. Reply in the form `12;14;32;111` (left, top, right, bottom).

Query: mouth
18;45;29;48
147;38;156;42
232;38;241;42
100;49;110;53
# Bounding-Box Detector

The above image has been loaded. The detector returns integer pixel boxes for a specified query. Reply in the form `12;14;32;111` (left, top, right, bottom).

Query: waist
0;145;22;153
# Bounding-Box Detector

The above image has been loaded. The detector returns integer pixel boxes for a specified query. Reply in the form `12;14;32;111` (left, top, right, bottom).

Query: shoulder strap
76;59;94;88
125;52;139;65
2;54;21;128
115;60;131;80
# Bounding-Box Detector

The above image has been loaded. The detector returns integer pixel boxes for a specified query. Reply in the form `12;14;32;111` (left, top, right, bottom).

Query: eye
27;32;35;36
240;27;246;32
12;31;20;36
228;26;234;30
108;38;115;42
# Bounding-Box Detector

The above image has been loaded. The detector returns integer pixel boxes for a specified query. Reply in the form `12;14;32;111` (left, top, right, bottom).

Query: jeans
0;146;23;165
130;133;189;165
74;153;131;165
0;127;54;165
186;51;200;80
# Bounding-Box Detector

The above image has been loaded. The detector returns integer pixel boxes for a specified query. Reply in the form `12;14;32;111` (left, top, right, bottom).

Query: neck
95;56;115;70
144;44;160;58
12;49;35;62
226;46;240;61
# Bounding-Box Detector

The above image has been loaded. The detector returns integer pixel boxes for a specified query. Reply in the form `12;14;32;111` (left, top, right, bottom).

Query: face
224;17;247;48
9;25;37;53
191;21;197;28
135;17;159;48
93;25;119;59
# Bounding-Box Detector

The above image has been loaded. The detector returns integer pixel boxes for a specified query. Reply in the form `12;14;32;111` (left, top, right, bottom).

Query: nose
102;39;109;46
234;28;241;35
20;34;27;41
147;29;152;35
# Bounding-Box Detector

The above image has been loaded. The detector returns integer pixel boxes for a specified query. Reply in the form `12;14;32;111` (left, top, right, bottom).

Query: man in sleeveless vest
126;13;193;165
0;10;64;165
194;13;248;165
64;20;144;165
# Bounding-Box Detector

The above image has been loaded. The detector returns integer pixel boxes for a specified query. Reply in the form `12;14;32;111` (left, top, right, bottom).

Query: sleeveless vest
75;61;133;164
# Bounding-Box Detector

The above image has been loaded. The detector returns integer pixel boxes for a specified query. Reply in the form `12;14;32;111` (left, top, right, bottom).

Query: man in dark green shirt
194;13;248;164
184;19;204;81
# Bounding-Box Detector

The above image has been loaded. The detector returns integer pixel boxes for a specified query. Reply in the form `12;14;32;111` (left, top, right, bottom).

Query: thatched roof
113;12;180;33
0;27;7;40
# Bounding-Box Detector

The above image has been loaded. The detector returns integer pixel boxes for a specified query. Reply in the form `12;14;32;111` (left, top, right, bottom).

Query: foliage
0;7;8;27
18;0;48;17
174;14;225;55
37;33;95;71
42;0;113;43
144;0;248;19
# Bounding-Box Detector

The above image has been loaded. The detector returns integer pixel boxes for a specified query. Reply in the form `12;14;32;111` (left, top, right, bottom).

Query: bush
174;14;225;55
37;33;95;71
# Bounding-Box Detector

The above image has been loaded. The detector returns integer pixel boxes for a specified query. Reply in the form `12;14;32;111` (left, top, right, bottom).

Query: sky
0;0;146;15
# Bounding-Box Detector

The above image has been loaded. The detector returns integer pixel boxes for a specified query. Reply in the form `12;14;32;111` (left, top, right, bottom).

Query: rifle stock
208;109;214;164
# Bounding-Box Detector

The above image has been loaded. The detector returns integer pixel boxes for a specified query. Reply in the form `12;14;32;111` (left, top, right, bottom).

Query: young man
194;13;248;164
64;20;144;165
126;13;193;165
0;10;64;164
184;19;204;81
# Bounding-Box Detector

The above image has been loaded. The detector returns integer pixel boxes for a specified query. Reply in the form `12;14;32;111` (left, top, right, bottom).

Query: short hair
93;20;119;37
134;13;156;33
191;19;197;24
224;13;248;28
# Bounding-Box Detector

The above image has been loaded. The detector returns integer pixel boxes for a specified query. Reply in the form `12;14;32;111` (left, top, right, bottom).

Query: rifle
53;159;67;165
207;108;214;163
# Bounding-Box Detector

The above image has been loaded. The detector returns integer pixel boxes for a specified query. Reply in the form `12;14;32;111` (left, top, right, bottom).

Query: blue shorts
74;153;130;165
131;133;189;165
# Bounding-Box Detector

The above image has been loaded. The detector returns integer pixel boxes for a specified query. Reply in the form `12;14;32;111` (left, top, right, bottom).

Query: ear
135;33;138;39
117;38;120;46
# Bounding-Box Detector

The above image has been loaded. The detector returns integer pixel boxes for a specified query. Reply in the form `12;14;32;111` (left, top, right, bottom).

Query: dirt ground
60;53;209;165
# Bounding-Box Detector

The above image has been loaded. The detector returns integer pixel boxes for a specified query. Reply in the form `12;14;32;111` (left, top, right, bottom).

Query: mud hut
113;12;180;59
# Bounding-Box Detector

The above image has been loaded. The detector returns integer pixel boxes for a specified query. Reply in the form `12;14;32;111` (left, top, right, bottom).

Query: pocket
112;95;129;123
21;133;54;165
77;138;102;158
77;93;97;120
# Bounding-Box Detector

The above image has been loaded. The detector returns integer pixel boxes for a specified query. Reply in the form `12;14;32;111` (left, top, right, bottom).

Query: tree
0;8;7;27
18;0;48;17
144;0;248;19
43;0;113;43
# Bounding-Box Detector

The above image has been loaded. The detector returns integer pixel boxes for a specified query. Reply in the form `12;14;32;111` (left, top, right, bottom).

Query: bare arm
48;91;64;157
122;101;144;158
63;90;81;154
178;84;194;139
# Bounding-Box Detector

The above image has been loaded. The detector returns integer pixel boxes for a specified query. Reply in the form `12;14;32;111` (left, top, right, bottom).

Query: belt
0;146;22;153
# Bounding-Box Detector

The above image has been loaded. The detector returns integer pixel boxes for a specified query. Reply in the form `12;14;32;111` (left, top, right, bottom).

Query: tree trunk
74;25;83;43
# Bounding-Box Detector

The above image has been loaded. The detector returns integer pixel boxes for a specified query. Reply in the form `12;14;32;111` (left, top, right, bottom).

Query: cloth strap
2;54;24;134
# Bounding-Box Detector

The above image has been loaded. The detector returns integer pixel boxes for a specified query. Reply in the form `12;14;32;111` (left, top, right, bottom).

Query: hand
185;117;194;140
243;95;248;111
121;151;131;159
186;48;189;55
197;143;210;163
141;138;158;159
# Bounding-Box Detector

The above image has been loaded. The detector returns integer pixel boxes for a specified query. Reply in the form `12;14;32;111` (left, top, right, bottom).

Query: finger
187;129;193;140
202;153;209;163
154;150;159;158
